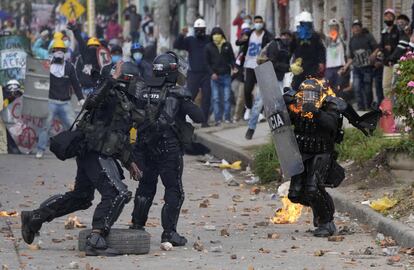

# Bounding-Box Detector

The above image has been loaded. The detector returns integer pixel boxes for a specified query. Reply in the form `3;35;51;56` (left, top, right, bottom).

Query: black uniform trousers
187;71;211;124
132;150;184;233
35;151;130;235
288;153;335;225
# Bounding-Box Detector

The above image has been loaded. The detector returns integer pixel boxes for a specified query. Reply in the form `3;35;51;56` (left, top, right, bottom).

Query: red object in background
278;0;288;6
379;97;396;134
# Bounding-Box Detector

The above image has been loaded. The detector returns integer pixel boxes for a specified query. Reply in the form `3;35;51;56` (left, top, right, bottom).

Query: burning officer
284;78;379;237
130;51;204;246
21;63;144;256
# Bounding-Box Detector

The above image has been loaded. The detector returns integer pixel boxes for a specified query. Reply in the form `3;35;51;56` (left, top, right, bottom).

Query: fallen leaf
209;193;219;199
267;233;280;239
220;229;230;237
250;187;260;195
199;199;210;208
230;254;237;259
232;195;244;202
328;235;345;242
193;239;204;252
291;245;299;249
181;209;189;214
259;247;271;254
314;250;325;256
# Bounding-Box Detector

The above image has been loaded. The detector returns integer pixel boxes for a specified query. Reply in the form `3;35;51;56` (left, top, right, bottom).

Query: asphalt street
0;153;408;270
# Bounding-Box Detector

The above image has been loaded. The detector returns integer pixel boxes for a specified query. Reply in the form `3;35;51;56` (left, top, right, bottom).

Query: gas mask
52;51;65;64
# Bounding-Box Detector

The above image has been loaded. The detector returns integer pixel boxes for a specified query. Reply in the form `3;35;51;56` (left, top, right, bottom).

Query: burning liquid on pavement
270;196;303;224
0;211;18;217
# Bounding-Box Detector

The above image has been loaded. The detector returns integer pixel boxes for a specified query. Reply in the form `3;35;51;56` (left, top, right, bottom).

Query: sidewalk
195;121;414;247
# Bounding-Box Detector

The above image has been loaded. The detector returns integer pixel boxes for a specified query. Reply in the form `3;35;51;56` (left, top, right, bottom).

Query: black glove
302;103;319;114
67;21;77;31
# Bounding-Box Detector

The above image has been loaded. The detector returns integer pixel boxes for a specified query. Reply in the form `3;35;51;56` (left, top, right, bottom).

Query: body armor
77;81;145;166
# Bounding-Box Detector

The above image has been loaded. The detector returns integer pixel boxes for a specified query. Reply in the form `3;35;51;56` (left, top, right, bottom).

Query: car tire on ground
78;228;151;255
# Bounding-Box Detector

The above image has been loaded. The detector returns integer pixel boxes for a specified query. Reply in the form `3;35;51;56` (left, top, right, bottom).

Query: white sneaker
35;151;44;159
258;113;266;122
243;109;251;121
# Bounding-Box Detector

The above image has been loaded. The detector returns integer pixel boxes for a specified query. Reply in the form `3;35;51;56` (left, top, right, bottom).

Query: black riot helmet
152;51;179;83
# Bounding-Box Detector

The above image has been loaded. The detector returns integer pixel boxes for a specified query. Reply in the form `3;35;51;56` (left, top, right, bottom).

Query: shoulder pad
145;77;165;87
325;96;347;112
168;86;192;98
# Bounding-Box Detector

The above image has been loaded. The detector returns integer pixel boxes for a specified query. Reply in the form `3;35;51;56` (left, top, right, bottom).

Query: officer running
21;63;144;256
130;51;204;246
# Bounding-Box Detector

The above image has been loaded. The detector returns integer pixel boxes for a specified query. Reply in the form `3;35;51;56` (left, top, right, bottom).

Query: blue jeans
211;74;232;122
352;66;373;110
248;80;283;130
37;100;75;151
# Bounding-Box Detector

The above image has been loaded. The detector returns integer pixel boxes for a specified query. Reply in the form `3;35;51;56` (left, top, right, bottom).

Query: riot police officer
130;52;204;246
284;78;379;237
21;64;144;256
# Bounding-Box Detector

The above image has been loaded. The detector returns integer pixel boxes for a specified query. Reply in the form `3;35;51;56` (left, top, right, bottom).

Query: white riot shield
254;61;304;178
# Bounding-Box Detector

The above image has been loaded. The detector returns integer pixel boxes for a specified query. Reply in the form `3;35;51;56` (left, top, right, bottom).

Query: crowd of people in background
1;2;414;157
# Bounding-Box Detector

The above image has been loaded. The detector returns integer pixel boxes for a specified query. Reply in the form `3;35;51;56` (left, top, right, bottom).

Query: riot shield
254;62;304;178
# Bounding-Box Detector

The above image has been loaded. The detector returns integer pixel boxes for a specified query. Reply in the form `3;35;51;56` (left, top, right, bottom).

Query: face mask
244;19;251;25
133;52;143;64
254;23;263;31
329;29;338;40
297;23;312;40
111;55;121;64
53;51;65;59
212;34;224;46
195;28;205;38
63;39;70;48
384;20;394;27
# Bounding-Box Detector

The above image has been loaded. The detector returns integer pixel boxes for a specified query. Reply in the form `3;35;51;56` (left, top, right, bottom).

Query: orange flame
0;211;18;217
270;196;303;224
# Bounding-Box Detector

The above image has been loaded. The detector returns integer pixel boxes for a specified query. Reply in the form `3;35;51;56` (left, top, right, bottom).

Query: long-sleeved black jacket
173;34;210;73
49;61;83;101
205;41;235;75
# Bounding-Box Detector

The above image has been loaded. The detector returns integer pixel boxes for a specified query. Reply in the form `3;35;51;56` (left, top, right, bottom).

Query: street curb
195;129;414;247
331;190;414;247
194;130;253;168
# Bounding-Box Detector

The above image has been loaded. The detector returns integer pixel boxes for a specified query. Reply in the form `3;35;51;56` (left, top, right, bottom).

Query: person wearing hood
205;27;235;125
129;42;152;80
173;18;211;127
68;21;102;97
290;11;326;90
35;39;84;159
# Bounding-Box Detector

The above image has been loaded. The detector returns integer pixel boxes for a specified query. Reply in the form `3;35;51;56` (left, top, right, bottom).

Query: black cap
352;19;362;27
110;45;123;54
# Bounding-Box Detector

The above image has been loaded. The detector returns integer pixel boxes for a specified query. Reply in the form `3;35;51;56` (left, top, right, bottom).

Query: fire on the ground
271;196;303;224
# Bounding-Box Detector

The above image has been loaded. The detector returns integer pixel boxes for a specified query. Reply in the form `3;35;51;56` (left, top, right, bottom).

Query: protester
130;42;153;80
105;16;122;43
205;27;235;125
245;30;292;140
100;45;123;79
321;18;347;93
340;20;378;110
232;23;250;122
35;39;84;159
236;15;273;121
232;10;252;40
124;4;142;43
32;30;50;59
174;18;211;127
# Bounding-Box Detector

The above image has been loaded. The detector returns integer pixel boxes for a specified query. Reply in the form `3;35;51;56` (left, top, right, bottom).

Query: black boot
21;210;45;244
85;231;121;256
313;221;336;237
130;196;153;231
161;231;187;246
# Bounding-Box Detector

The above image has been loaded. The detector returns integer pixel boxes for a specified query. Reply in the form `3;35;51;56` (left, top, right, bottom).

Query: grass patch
336;129;400;163
253;142;282;184
388;139;414;157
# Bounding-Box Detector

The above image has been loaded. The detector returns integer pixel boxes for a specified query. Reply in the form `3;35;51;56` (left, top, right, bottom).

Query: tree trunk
154;0;171;53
